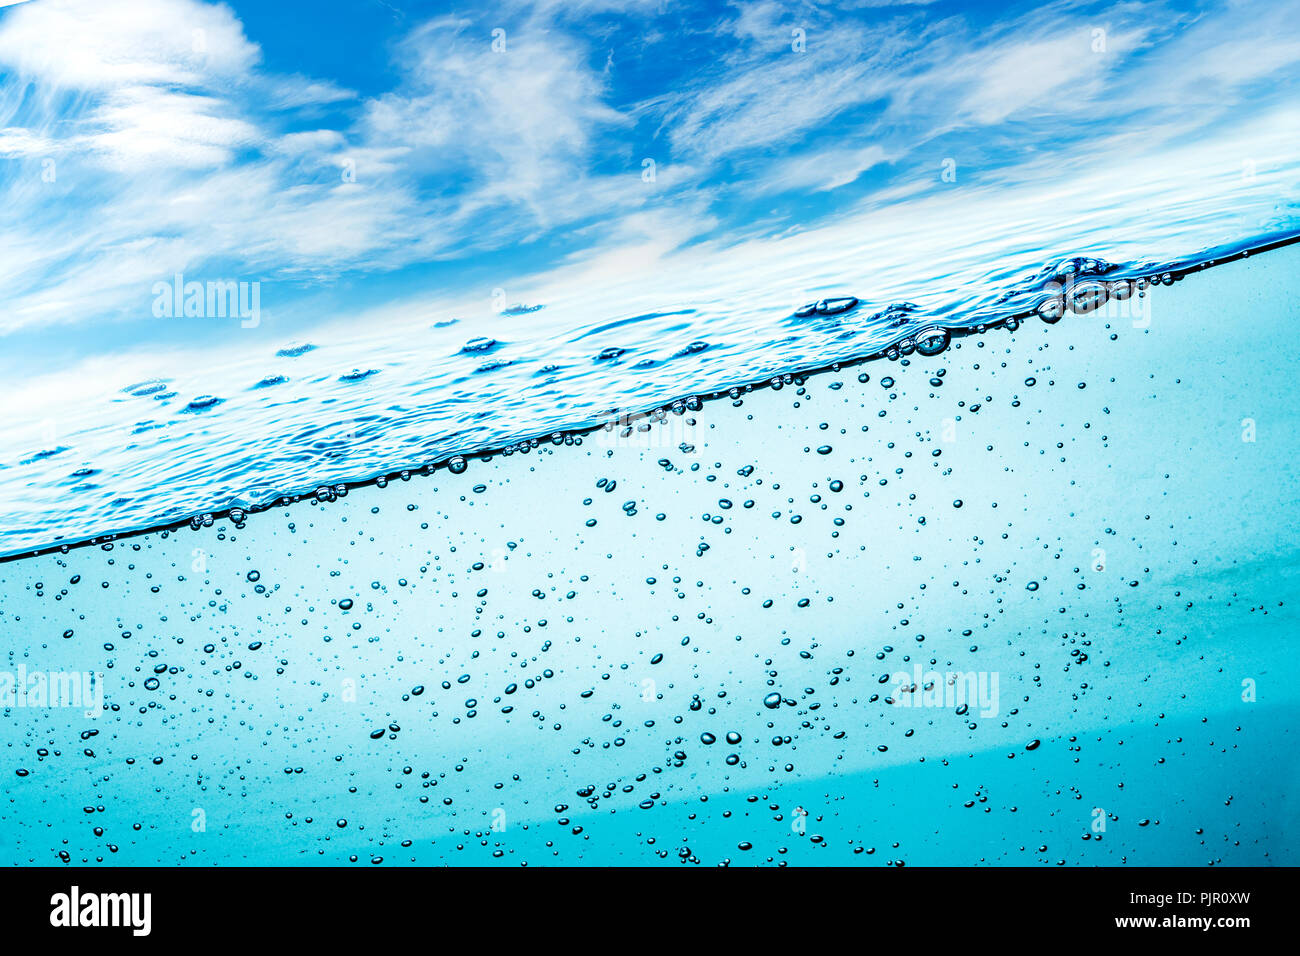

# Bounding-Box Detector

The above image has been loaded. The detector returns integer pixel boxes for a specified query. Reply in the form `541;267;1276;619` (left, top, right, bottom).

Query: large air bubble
914;328;950;356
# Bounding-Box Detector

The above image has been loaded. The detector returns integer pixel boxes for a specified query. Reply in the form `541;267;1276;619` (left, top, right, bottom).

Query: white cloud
0;0;258;90
79;86;262;169
0;125;54;156
758;143;893;193
362;15;627;207
273;128;348;156
0;0;267;174
261;75;356;110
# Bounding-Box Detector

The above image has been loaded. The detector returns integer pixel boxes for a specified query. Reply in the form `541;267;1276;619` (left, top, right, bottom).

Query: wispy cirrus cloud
0;0;1297;346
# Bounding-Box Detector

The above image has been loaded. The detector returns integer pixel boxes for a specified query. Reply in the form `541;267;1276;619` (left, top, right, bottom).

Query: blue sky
0;0;1298;368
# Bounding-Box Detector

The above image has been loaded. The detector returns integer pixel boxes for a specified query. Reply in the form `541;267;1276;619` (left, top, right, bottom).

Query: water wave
1;229;1296;561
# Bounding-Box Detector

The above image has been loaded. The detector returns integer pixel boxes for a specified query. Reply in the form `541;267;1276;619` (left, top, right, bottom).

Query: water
2;229;1297;560
4;0;1300;868
3;244;1298;865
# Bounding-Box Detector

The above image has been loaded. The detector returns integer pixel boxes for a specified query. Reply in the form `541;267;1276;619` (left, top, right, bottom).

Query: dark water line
3;228;1298;565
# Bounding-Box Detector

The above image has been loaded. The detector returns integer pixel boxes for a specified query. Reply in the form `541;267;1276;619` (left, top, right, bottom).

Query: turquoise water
3;242;1297;865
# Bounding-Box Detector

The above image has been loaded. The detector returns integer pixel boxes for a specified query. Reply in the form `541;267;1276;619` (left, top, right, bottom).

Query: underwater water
2;240;1298;866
